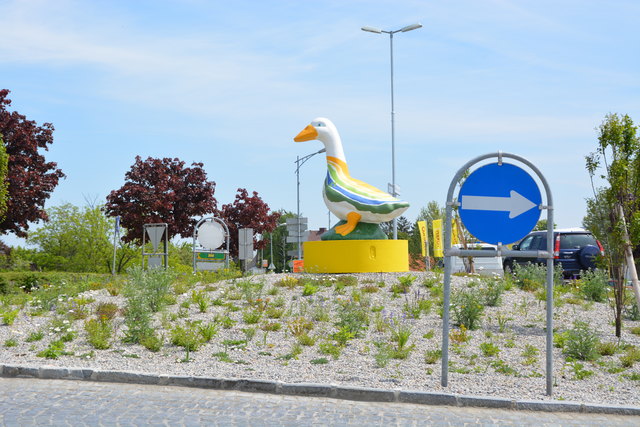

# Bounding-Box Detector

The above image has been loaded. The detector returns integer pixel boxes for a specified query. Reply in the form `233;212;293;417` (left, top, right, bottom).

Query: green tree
264;210;295;273
585;113;640;337
27;203;118;272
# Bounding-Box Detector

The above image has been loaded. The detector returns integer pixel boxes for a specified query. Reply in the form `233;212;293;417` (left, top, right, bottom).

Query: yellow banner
432;219;443;257
452;219;459;245
417;220;428;257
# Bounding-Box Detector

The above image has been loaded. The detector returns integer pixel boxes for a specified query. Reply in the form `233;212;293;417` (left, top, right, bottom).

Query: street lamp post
295;148;326;259
362;23;422;240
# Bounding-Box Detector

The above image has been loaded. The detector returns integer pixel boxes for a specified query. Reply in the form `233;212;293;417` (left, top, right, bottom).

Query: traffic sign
458;162;541;245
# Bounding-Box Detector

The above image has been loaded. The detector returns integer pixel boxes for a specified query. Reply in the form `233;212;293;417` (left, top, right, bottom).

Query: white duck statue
294;117;409;237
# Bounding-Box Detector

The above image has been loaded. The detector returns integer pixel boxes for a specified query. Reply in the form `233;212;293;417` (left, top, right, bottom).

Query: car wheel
578;245;600;270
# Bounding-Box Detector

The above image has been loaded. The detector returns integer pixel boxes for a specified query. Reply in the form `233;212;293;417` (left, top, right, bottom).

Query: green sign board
197;252;226;260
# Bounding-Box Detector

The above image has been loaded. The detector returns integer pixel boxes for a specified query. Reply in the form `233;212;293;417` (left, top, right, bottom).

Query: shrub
563;321;600;361
319;340;341;359
84;319;113;350
1;309;19;325
451;288;484;330
126;266;175;313
335;300;369;337
480;342;501;357
170;322;203;351
95;302;119;321
481;278;505;307
579;269;609;302
620;346;640;368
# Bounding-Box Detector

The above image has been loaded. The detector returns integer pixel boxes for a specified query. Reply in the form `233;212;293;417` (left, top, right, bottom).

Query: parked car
502;228;604;278
451;243;504;277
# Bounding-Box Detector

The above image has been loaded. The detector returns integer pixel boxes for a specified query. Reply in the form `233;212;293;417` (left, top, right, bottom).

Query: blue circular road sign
458;162;541;245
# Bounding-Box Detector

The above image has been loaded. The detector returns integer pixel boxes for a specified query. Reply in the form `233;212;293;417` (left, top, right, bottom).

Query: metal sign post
441;152;554;396
142;223;169;269
239;228;254;272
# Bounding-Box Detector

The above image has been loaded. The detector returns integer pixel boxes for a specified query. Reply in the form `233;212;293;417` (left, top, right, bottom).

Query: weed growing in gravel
597;341;618;356
318;340;341;359
424;349;442;364
479;342;500;357
95;302;119;321
449;325;470;344
402;290;432;319
85;318;113;350
563;321;600;361
25;331;44;342
3;338;17;347
310;357;329;365
451;288;484;330
1;308;19;325
620;346;640;368
569;361;594;380
578;269;609;302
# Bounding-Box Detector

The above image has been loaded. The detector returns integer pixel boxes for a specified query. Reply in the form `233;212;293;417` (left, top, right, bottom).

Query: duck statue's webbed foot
335;212;361;236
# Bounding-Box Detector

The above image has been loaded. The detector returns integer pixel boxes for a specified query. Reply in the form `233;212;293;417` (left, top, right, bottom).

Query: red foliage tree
0;89;65;237
218;188;280;258
105;156;216;243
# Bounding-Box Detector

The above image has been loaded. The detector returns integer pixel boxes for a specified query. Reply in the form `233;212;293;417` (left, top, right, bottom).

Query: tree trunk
617;204;640;315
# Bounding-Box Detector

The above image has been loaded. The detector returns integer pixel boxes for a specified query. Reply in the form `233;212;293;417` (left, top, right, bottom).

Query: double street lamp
362;23;422;240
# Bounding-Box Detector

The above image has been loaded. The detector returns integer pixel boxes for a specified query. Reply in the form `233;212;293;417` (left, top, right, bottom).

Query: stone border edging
2;364;639;416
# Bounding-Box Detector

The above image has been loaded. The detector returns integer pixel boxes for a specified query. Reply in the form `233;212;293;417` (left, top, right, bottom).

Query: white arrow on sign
461;190;537;219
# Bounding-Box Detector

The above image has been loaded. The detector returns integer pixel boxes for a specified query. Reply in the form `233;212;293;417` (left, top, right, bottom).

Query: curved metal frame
441;152;555;396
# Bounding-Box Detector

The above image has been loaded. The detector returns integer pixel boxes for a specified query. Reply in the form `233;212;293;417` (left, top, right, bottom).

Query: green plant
95;302;119;321
522;344;539;358
25;331;44;342
335;300;369;337
199;322;219;342
449;325;470;343
620;346;640;368
288;316;313;337
302;282;319;296
261;321;282;332
629;326;640;336
451;288;484;330
402;290;432;319
297;333;316;347
424;349;442;364
563;321;600;361
84;318;113;350
191;289;210;313
597;341;618;356
479;341;500;357
126;266;175;313
579;269;609;302
242;309;262;325
481;278;505;307
1;308;19;325
496;312;511;333
332;326;355;346
569;361;594;380
4;338;17;347
319;340;341;359
170;321;203;355
491;359;518;375
37;340;71;359
310;357;329;365
140;333;164;352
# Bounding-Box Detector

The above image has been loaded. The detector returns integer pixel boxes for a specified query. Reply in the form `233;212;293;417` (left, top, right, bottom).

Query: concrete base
303;240;408;273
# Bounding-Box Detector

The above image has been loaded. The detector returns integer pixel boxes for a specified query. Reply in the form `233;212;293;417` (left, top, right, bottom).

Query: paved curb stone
2;363;639;416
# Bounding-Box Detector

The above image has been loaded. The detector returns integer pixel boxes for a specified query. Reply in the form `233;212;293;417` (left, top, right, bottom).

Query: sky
1;0;639;247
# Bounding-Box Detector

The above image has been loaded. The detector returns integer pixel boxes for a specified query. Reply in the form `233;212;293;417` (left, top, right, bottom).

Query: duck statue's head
294;117;346;161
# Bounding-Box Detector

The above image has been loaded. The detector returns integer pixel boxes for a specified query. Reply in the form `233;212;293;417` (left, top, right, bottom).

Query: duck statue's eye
315;122;325;127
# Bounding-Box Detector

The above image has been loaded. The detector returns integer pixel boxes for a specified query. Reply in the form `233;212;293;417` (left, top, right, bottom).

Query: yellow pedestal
303;240;408;273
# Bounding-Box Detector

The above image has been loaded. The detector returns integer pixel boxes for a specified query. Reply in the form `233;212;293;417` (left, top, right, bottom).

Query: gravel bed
1;272;639;407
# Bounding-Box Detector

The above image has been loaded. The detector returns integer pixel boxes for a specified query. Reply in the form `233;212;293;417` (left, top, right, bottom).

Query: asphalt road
1;377;638;426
